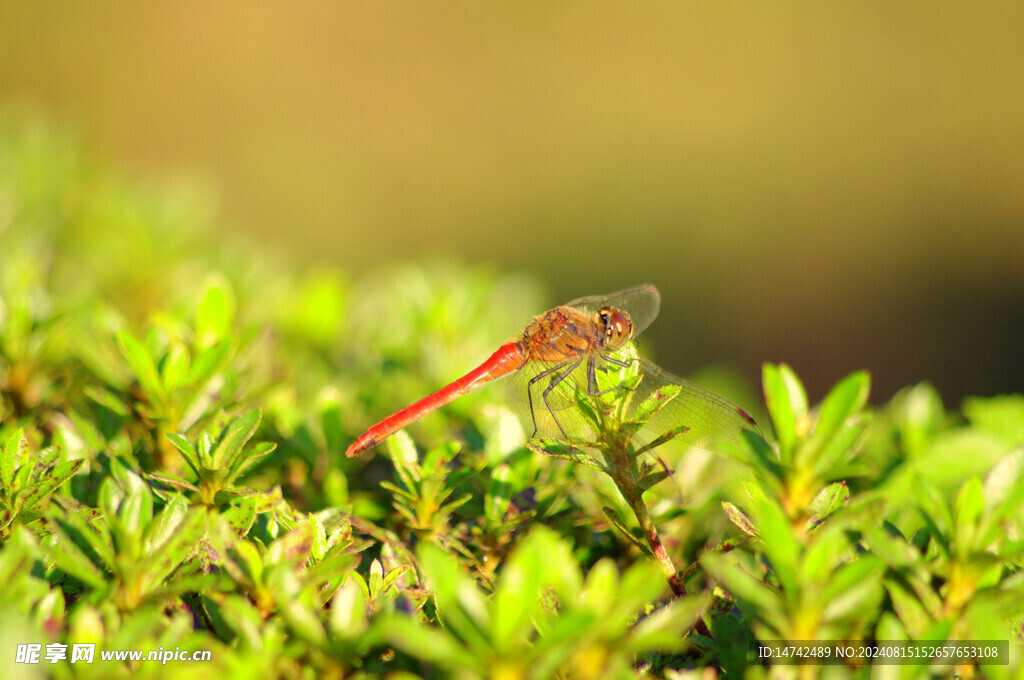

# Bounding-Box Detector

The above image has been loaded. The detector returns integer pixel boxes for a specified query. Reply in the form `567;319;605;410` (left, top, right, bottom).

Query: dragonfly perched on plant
346;284;762;458
346;284;761;458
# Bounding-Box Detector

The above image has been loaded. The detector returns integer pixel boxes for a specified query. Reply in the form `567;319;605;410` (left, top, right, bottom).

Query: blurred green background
2;2;1022;404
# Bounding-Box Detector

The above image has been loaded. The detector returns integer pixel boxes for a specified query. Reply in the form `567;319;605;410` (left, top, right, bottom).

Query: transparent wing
505;357;601;440
505;350;761;452
629;359;763;450
562;284;661;336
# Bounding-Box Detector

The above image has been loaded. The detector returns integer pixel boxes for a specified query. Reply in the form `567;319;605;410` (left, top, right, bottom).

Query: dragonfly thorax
598;306;634;350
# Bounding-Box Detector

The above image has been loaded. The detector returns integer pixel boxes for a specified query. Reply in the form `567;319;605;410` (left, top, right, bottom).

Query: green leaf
222;496;257;537
633;426;692;457
21;459;84;510
160;341;191;393
963;394;1024;446
115;330;165;403
745;482;800;599
189;340;232;385
701;551;787;633
626;592;708;653
573;387;602;431
1;428;26;492
491;533;547;652
329;578;368;639
380;563;412;593
416;542;491;656
195;274;236;345
722;501;758;539
165;433;201;477
811;414;869;479
137;509;205;591
319;395;345;455
526;439;608;473
484;463;513;525
278;588;327;646
982;449;1024;511
51;497;116;569
912;430;1006;492
143;494;191;552
581;558;618;606
894;382;945;455
884;578;932;637
228;441;276;481
637;465;671;492
615;559;670;617
800;526;849;584
367;558;384;598
815;371;870;442
976;450;1024;549
632;384;682;425
822;555;884;620
808;482;849;527
83;385;132;416
386;430;420;482
43;522;110;590
762;363;807;460
212;410;262;468
381;613;484;674
954;476;984;556
601;506;653;556
118;468;154;536
231;540;264;585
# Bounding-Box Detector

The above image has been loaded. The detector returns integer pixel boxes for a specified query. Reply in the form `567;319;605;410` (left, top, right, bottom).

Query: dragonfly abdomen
345;341;527;457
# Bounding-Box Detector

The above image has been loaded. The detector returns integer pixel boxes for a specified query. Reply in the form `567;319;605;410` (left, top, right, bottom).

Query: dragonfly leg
587;354;636;397
525;360;573;437
541;360;583;439
600;352;635;368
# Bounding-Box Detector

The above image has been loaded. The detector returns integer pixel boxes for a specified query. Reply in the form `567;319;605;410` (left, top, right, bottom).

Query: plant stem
620;477;714;639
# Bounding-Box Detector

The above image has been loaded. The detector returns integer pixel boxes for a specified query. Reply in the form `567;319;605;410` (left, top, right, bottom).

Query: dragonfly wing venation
505;358;604;440
562;284;661;336
630;361;762;450
505;352;761;451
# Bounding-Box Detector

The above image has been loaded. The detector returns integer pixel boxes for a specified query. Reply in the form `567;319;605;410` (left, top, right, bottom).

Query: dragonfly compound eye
599;307;634;349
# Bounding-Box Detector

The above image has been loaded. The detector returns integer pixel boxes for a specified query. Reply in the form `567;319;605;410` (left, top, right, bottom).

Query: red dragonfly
346;284;761;458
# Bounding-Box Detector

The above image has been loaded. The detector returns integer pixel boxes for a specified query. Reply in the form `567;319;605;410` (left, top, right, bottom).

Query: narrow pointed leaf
161;342;191;393
382;613;484;673
527;439;608;473
165;433;202;476
144;494;191;552
632;384;682;425
115;331;165;402
22;460;84;509
808;482;849;527
1;428;26;492
43;523;109;590
763;363;807;460
602;507;653;556
137;509;205;591
722;501;759;539
189;340;232;384
815;370;870;442
634;426;691;457
213;410;262;468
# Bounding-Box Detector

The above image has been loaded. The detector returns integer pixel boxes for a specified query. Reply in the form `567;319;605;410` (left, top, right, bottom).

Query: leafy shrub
1;111;1022;679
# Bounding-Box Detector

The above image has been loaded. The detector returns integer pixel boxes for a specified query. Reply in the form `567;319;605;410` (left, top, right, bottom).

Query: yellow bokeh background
2;2;1022;402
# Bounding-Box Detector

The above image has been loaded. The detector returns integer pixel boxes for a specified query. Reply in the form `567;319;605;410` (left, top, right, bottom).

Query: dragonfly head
598;306;635;350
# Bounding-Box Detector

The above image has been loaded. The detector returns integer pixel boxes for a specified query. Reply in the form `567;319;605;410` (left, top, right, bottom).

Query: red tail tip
345;435;373;458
